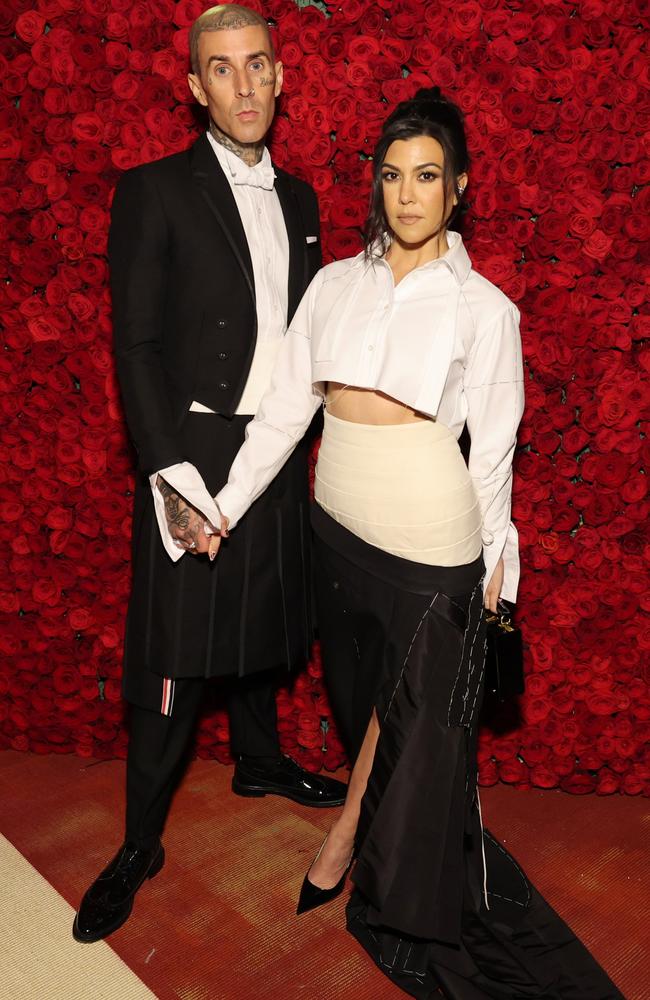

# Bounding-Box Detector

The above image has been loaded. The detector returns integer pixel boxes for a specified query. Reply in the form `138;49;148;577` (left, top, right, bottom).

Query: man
73;4;345;944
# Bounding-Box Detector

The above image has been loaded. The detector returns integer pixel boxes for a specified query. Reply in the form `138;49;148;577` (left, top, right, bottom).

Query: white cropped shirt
217;231;525;601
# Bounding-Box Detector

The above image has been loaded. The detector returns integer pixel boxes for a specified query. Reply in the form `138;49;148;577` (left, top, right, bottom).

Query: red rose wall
1;0;648;795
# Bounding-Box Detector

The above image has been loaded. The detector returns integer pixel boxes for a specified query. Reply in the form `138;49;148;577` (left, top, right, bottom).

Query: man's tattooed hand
157;476;209;554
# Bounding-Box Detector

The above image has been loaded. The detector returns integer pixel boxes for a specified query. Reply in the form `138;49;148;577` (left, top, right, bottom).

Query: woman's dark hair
364;87;469;258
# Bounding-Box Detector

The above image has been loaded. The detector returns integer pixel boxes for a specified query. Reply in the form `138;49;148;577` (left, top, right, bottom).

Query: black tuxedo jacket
109;132;321;475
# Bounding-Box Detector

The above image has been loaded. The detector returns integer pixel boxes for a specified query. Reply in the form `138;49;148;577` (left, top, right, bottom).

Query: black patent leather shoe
296;836;353;915
232;754;347;808
72;840;164;943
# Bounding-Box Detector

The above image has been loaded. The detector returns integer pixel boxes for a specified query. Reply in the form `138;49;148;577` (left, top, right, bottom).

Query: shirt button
218;380;230;390
217;319;227;329
368;345;374;351
218;351;229;361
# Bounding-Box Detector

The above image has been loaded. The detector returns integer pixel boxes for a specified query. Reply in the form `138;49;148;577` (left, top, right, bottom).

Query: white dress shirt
217;232;525;600
151;134;290;559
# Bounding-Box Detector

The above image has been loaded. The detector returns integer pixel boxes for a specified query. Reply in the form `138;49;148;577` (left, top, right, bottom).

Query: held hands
158;473;501;590
208;514;229;561
484;557;504;613
157;476;216;555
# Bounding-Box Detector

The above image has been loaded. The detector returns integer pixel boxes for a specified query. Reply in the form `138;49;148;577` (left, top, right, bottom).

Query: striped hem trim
161;678;175;717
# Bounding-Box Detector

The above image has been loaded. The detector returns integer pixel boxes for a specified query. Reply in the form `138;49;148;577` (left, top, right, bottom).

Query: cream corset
314;411;483;567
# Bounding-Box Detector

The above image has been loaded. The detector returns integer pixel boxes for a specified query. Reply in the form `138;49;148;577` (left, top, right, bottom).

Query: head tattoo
189;4;274;75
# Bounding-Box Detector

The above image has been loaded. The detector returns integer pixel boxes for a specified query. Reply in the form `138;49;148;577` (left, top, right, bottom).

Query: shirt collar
364;230;473;286
206;131;275;190
435;230;472;285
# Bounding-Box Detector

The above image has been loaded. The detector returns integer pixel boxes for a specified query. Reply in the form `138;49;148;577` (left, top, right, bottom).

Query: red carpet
0;749;646;999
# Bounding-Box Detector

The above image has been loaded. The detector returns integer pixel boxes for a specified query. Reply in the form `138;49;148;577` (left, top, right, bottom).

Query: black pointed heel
296;836;353;915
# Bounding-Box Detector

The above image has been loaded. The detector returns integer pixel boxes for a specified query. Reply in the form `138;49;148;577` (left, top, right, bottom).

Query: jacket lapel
189;133;256;306
273;167;309;320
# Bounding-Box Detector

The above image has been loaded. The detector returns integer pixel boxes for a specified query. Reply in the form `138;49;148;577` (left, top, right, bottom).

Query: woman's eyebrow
381;161;443;170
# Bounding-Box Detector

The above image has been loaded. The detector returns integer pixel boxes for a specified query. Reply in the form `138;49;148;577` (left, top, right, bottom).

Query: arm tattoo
157;477;198;535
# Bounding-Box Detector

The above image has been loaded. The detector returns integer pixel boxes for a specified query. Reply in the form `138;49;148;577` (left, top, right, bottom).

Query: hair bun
413;86;445;104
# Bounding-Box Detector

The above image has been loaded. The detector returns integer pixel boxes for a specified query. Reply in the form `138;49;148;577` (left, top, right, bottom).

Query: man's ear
274;61;283;98
188;73;208;107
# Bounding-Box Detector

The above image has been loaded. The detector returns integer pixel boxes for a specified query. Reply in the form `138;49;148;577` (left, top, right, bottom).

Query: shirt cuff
150;462;222;562
214;481;250;532
482;520;520;603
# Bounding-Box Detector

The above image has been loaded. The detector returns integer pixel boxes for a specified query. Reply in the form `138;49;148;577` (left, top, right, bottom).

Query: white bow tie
231;159;276;190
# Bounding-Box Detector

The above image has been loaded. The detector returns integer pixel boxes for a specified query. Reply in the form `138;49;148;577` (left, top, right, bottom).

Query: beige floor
1;750;645;1000
0;832;157;1000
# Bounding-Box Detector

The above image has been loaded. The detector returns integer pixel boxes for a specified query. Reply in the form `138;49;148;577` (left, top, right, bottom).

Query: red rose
595;770;620;795
50;51;75;87
530;765;559;789
323;229;363;263
171;1;203;28
622;774;644;796
68;171;109;206
524;697;552;725
70;36;103;71
15;11;47;43
0;0;646;784
478;760;499;786
521;741;550;766
499;759;529;784
151;50;182;81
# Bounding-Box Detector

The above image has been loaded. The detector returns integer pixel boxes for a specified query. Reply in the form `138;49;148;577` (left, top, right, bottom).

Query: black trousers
121;412;315;847
125;670;281;849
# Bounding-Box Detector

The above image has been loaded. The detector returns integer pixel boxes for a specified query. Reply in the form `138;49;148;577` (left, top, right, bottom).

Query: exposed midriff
325;383;430;425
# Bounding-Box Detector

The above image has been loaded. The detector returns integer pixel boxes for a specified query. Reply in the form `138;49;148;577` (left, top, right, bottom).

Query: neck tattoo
209;120;264;167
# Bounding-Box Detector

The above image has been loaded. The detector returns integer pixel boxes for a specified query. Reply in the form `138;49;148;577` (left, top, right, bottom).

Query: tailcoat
109;133;322;709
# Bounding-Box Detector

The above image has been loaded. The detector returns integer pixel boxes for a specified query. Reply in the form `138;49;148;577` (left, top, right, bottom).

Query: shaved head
189;4;274;74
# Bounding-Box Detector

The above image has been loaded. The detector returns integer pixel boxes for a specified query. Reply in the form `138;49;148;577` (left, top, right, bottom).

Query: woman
213;90;622;999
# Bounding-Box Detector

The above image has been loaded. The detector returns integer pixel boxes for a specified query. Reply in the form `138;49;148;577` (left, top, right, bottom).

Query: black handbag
484;601;525;701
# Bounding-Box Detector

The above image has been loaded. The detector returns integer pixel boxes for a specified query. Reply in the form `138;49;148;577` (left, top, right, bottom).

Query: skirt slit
312;504;624;1000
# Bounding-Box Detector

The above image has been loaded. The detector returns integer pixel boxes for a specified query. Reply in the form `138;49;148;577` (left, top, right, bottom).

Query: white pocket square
306;235;318;244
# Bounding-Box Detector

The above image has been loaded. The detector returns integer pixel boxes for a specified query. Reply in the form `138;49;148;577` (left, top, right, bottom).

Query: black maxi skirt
312;504;623;1000
122;412;313;712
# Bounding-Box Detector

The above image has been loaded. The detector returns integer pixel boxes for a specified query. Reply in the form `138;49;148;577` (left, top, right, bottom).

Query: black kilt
122;412;313;712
